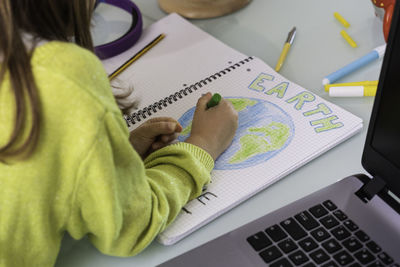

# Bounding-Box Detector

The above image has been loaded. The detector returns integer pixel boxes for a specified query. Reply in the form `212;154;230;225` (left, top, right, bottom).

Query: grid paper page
127;57;363;245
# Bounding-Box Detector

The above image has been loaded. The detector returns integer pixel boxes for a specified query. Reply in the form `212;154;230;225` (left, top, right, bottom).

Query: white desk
55;0;385;266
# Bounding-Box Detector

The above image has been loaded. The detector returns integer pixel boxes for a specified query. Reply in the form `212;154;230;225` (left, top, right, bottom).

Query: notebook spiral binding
124;56;254;126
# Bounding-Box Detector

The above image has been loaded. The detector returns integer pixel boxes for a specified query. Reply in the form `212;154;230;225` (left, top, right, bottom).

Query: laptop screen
363;0;400;198
370;63;400;170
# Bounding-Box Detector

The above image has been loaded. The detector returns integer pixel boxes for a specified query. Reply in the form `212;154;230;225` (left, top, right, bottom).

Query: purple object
94;0;143;59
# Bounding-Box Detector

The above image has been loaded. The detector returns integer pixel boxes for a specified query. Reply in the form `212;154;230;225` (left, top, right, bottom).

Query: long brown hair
0;0;95;160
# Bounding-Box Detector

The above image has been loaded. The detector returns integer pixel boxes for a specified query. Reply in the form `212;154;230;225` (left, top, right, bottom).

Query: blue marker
322;44;386;85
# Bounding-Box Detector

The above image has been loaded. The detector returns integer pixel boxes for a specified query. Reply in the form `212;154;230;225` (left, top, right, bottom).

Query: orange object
371;0;396;42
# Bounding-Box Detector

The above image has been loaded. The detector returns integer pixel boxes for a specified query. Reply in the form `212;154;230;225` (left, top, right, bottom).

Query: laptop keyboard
247;200;398;267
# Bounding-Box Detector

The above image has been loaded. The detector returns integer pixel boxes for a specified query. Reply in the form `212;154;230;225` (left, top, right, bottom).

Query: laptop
158;2;400;267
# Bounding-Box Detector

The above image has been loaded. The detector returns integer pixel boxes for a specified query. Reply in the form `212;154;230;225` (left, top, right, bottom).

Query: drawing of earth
177;97;295;170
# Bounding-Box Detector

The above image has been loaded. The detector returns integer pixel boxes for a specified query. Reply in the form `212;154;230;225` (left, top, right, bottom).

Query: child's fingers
147;117;175;122
147;117;180;126
196;92;212;110
152;141;166;150
152;133;180;150
146;117;182;133
139;121;179;138
160;132;180;143
151;140;171;150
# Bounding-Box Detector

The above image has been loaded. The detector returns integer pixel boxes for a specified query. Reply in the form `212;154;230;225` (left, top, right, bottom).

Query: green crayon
206;93;222;109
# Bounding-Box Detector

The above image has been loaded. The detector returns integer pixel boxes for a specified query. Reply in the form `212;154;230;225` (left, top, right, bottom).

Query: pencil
108;33;165;80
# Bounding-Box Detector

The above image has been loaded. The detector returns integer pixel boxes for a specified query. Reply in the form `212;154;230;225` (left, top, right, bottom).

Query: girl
0;1;238;266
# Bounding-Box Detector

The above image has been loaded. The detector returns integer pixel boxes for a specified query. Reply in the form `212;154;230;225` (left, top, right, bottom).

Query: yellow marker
340;30;357;48
109;34;165;80
325;81;378;97
334;12;350;28
275;27;296;72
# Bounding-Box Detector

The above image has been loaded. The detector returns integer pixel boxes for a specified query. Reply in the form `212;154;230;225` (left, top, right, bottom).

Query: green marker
206;93;222;109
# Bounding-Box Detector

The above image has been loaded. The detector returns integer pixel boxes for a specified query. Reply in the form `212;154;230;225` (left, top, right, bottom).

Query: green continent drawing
229;98;258;111
177;97;294;170
181;122;192;136
229;122;290;164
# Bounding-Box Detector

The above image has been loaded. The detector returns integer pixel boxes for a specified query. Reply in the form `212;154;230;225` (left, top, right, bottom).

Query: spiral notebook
102;13;363;245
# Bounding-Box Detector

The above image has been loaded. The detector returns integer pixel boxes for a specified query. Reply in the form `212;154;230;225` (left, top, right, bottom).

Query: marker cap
207;93;222;108
364;86;377;96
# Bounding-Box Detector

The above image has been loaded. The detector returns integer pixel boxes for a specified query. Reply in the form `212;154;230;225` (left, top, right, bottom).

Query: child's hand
185;92;238;160
130;117;183;159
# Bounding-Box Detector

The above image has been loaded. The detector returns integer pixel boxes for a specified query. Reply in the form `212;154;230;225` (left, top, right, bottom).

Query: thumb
196;92;213;110
139;121;180;139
